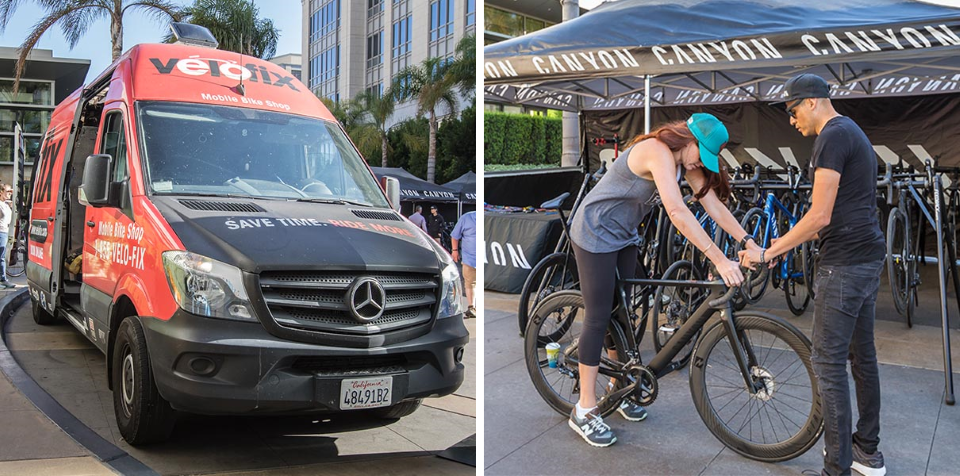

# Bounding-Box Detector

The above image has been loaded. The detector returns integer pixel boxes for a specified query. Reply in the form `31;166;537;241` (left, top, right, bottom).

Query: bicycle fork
718;303;765;395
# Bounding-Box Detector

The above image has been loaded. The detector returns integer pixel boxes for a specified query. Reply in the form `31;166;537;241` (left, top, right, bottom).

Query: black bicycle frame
594;279;763;408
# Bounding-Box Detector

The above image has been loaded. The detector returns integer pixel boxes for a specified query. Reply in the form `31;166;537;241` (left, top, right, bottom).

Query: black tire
524;291;629;418
372;399;422;419
783;245;811;316
803;241;818;301
651;260;705;368
739;208;769;304
517;252;579;336
6;243;25;278
113;318;177;445
689;312;823;462
31;297;56;325
886;207;909;317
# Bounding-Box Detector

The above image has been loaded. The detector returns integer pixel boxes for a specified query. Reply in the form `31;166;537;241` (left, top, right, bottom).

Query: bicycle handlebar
708;282;741;308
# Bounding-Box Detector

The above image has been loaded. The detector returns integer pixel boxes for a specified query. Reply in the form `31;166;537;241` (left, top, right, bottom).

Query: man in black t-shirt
740;74;886;476
426;205;446;244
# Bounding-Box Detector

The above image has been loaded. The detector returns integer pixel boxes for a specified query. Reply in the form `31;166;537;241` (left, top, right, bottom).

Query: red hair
625;120;731;202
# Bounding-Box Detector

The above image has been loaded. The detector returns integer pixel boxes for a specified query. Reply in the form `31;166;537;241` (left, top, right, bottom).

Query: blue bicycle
739;189;816;316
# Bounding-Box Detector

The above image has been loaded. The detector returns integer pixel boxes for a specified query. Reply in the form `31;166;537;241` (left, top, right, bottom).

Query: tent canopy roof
370;167;460;202
483;0;960;110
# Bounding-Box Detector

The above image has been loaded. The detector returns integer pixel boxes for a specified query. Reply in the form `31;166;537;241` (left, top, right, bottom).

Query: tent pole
644;75;651;134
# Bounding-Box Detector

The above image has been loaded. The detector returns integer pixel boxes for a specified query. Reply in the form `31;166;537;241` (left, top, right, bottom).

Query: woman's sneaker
568;408;617;447
852;443;886;476
617;400;648;422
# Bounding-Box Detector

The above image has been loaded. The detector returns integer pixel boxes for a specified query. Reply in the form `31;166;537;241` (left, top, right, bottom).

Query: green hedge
484;112;561;166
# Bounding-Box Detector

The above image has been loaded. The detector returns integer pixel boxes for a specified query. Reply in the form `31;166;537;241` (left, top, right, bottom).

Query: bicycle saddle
541;192;570;210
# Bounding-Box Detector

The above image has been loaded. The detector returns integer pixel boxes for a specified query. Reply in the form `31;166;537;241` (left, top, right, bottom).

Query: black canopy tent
442;171;477;216
370;167;460;219
484;0;960;404
484;0;960;124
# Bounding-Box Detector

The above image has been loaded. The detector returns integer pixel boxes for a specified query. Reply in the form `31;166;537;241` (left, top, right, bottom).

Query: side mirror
383;176;401;213
80;154;113;207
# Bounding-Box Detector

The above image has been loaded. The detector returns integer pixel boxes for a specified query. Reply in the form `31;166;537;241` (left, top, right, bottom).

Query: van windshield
136;102;389;207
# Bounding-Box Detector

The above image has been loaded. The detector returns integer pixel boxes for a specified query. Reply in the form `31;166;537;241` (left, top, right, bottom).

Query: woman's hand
712;257;744;286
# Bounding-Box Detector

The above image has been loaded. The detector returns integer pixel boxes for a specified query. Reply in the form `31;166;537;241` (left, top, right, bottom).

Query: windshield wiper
295;197;375;207
161;192;286;201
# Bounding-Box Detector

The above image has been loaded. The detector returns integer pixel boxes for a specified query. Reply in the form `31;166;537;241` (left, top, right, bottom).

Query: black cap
430;205;437;210
773;73;831;104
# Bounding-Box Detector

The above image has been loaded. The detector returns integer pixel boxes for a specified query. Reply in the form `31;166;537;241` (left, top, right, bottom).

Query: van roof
89;43;336;122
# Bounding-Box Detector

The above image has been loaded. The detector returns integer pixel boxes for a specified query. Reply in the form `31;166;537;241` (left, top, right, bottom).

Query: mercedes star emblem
346;277;387;323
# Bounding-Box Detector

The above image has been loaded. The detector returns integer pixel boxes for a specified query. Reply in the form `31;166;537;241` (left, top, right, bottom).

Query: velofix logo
149;57;300;92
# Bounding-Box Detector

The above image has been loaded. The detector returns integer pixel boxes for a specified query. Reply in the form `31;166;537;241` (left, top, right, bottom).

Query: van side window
101;111;128;182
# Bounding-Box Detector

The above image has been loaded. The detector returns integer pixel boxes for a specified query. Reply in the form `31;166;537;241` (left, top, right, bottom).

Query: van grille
179;200;266;213
259;271;439;335
351;210;402;221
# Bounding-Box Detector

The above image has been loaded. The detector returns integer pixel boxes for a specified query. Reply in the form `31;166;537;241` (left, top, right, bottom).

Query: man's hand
452;250;460;262
738;248;763;269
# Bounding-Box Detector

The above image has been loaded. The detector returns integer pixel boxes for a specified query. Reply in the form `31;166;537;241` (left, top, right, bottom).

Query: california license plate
339;376;393;410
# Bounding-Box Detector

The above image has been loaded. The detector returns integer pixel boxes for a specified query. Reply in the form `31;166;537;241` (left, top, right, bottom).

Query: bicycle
6;217;26;278
524;268;823;462
885;163;936;328
516;163;608;336
739;168;816;315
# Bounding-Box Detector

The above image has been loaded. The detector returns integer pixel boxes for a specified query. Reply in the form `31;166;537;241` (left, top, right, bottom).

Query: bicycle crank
627;364;659;406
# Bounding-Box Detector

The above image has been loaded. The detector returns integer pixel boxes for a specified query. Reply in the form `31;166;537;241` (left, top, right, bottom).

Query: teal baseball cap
686;113;729;173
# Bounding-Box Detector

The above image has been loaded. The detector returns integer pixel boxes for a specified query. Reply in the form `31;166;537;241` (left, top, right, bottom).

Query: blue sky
0;1;302;83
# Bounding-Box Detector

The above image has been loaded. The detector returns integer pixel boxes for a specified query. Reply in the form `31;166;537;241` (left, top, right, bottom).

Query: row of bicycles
518;155;960;462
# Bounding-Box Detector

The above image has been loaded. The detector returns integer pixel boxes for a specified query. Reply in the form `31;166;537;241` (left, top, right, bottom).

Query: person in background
0;184;15;288
409;205;428;233
741;73;886;476
451;211;476;319
426;205;446;245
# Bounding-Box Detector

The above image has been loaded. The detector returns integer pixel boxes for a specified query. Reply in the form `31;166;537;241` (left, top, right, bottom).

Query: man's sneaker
852;443;886;476
466;306;476;319
616;400;648;422
568;407;617;447
0;281;14;289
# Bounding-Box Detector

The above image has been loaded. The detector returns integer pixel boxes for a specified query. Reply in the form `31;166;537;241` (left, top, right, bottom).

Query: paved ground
484;264;960;475
0;274;476;476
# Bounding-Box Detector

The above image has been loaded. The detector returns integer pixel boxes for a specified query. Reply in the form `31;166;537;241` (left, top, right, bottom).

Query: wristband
760;249;766;264
740;234;755;249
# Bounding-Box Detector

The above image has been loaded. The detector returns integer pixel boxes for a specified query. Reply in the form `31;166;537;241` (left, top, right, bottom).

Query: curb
0;289;158;476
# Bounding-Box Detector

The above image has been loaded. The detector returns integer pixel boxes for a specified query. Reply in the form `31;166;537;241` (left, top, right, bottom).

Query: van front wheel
32;298;57;325
112;318;176;445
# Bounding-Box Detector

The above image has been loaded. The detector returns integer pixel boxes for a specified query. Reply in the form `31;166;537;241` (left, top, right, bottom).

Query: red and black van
27;26;467;445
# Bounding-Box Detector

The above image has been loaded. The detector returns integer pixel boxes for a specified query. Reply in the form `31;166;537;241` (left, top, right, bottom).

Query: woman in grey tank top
565;113;762;448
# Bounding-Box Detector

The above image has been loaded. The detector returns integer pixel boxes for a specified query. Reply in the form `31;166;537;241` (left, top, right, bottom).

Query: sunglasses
786;98;803;118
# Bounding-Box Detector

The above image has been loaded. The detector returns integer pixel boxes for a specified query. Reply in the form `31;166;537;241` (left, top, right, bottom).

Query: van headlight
162;251;256;321
438;261;464;319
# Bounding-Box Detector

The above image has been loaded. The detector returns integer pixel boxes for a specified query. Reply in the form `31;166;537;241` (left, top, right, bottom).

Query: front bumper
139;310;468;415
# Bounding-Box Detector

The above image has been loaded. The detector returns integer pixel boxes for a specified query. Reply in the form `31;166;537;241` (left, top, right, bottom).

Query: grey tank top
570;145;678;253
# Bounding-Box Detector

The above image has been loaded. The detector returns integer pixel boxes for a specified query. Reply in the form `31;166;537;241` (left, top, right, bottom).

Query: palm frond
15;3;100;92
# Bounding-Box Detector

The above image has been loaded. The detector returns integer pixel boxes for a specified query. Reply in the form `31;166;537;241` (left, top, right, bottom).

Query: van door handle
87;221;95;227
47;217;54;222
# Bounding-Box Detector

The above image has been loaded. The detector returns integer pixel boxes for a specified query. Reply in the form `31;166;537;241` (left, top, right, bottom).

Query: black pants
813;260;884;476
571;242;637;367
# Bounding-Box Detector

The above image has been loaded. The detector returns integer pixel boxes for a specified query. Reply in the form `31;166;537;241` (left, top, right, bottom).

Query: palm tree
0;0;181;92
393;57;458;184
351;89;396;167
167;0;278;58
450;34;476;97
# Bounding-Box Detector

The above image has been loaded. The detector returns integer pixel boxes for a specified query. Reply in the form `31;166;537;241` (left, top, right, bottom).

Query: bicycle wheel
517;252;579;336
803;240;818;301
5;242;25;277
739;208;769;304
783;245;811;316
689;312;823;462
886;207;909;317
651;260;705;368
524;291;630;418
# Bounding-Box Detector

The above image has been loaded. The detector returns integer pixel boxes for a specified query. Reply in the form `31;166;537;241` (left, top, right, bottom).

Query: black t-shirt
809;116;885;265
427;213;446;236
